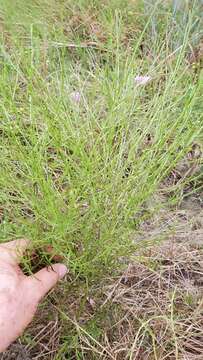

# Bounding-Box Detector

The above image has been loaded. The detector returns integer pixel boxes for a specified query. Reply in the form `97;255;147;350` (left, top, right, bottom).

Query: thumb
26;264;68;301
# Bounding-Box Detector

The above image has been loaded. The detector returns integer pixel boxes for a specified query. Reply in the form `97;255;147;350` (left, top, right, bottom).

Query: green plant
0;1;202;280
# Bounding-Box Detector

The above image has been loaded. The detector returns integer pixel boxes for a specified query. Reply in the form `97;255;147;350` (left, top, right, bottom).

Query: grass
12;241;203;359
0;0;202;358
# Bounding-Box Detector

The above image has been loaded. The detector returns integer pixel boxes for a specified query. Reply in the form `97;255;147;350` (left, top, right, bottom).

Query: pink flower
70;91;81;103
134;75;152;85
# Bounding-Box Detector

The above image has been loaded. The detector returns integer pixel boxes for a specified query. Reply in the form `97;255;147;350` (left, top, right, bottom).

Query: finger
0;238;30;265
26;264;68;301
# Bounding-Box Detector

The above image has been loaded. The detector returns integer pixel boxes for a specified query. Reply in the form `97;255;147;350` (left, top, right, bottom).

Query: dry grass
100;242;203;359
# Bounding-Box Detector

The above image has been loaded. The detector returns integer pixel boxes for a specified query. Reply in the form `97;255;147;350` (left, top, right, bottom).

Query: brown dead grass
99;242;203;359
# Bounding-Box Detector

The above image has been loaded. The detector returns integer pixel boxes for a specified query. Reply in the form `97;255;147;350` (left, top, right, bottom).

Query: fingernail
56;264;68;279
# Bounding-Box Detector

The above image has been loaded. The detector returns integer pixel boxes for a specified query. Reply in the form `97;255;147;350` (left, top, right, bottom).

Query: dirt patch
136;191;203;246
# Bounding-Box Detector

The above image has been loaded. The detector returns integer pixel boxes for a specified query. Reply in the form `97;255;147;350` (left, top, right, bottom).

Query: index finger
0;238;30;265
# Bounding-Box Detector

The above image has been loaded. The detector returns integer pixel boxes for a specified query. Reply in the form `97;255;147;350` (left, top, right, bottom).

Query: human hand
0;239;67;352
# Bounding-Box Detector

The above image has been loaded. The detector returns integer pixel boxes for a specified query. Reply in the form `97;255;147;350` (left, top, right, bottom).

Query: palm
0;239;67;352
